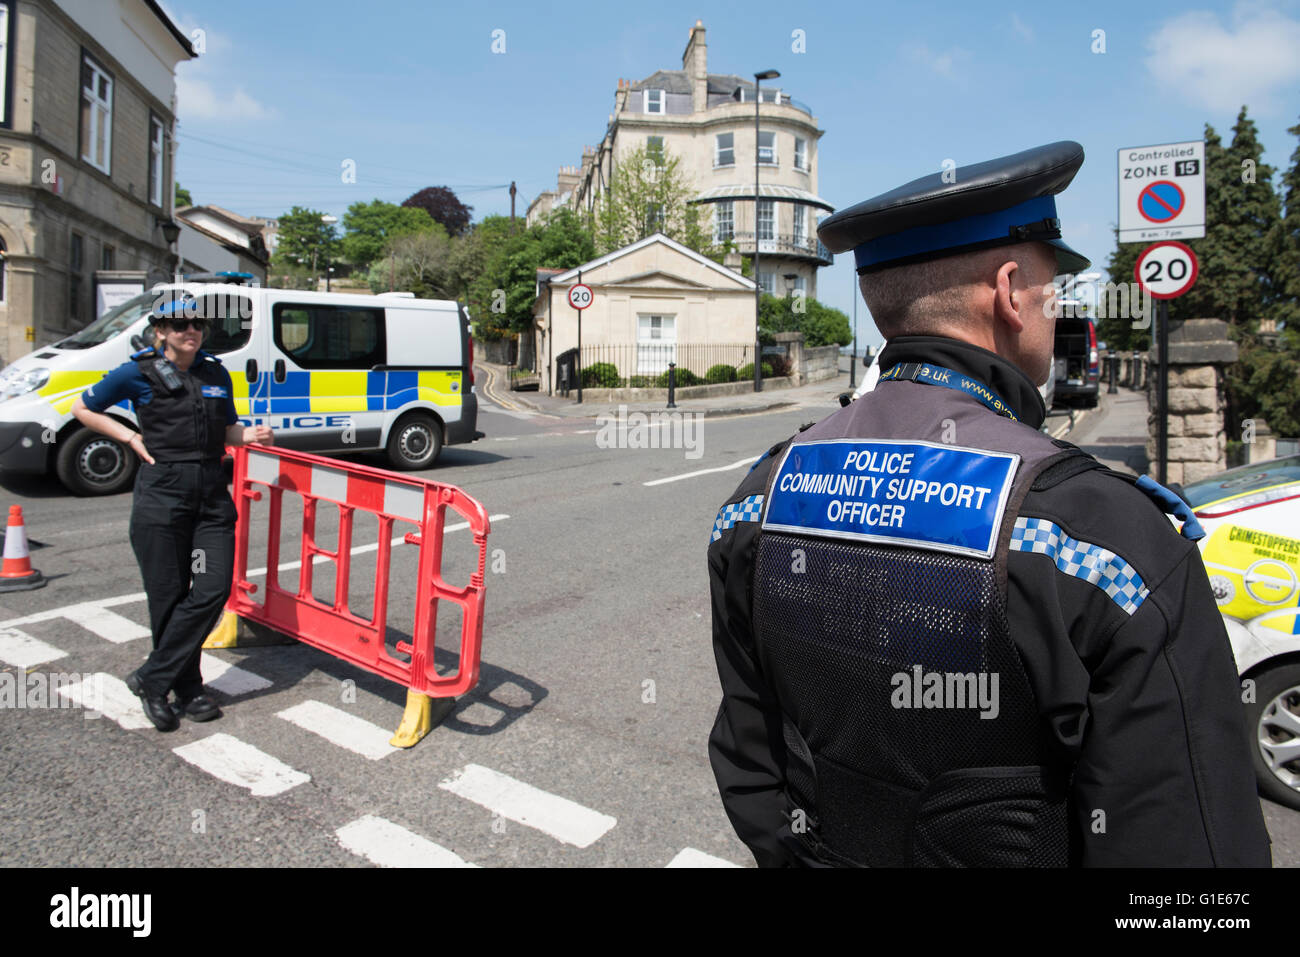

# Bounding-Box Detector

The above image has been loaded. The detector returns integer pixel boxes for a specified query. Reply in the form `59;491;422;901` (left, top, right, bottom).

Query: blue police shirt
82;350;239;426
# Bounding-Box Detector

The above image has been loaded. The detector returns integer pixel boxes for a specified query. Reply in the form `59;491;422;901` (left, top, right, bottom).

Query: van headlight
0;368;50;399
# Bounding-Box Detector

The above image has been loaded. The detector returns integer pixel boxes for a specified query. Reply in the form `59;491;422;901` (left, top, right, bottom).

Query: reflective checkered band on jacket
1009;516;1149;615
711;494;765;543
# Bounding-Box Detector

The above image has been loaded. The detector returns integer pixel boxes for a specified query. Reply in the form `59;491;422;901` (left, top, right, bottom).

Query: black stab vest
753;379;1082;867
132;352;230;463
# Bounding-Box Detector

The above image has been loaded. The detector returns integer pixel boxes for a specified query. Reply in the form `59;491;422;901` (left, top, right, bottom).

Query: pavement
476;359;853;419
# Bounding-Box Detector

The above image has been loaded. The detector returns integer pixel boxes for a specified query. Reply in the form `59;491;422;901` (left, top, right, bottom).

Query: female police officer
71;299;273;731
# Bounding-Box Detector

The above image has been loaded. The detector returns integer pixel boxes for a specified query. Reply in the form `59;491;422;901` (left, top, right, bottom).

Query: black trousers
129;460;236;700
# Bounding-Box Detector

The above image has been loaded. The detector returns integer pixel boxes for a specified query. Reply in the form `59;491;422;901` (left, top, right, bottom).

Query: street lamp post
321;214;338;291
752;68;779;393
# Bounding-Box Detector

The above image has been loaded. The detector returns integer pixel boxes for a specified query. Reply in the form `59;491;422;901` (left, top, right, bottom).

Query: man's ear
993;259;1025;333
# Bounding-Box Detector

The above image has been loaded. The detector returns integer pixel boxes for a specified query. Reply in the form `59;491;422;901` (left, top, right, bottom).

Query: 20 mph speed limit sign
567;283;593;310
1134;241;1198;300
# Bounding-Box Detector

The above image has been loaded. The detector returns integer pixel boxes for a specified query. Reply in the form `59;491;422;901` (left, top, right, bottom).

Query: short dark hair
858;243;1053;337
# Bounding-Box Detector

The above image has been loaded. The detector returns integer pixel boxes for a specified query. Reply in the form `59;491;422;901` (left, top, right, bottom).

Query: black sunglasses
163;318;209;333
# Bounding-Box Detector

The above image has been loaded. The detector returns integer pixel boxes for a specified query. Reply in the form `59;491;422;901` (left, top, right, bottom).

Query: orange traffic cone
0;505;44;591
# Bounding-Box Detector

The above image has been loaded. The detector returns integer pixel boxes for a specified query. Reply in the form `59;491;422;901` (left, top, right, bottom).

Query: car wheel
55;427;139;496
385;413;442;471
1246;662;1300;810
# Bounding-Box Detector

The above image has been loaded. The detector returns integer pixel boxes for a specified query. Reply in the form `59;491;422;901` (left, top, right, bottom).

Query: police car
1182;455;1300;810
0;276;481;494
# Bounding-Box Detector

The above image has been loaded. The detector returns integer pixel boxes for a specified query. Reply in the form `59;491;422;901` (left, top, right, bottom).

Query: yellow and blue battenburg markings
1009;517;1149;615
880;362;1019;422
760;438;1020;559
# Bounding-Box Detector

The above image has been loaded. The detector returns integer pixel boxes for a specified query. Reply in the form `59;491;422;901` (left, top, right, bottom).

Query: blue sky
165;0;1300;342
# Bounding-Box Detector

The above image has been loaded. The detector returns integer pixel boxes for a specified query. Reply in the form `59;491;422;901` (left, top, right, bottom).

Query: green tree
759;293;852;346
341;200;435;270
471;207;595;344
365;224;455;298
592;146;712;255
175;183;193;207
269;206;340;285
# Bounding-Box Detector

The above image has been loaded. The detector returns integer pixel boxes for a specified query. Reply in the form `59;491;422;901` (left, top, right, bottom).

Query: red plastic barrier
226;444;490;698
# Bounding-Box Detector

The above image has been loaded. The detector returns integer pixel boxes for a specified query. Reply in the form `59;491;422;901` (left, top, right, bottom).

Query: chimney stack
682;21;707;114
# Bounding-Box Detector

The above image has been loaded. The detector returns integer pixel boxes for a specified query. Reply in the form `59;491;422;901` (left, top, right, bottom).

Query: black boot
126;670;180;732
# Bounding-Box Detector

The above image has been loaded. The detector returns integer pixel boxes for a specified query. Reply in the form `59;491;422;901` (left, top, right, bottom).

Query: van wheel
55;427;139;496
1245;662;1300;810
385;413;442;471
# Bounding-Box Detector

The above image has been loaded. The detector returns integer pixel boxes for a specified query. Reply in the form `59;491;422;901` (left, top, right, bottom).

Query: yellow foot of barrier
390;690;455;748
203;610;239;648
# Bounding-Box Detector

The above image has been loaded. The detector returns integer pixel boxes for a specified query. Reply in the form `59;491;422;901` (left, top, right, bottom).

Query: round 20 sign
567;283;593;310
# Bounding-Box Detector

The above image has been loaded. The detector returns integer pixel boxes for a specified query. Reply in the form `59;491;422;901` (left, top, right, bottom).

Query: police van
0;276;481;494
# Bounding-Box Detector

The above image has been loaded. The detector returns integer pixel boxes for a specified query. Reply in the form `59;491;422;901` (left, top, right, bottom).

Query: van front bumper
0;421;51;474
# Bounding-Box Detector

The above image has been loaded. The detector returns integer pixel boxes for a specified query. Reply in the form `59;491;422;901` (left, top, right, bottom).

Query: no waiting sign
1118;141;1205;244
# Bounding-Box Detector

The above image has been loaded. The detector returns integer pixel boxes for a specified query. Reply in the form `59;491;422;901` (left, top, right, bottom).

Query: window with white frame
0;3;12;129
80;53;113;174
794;136;808;171
644;89;664;114
757;271;777;295
637;314;676;374
793;205;806;248
148;114;164;207
715;132;734;167
646;135;664;164
757;130;776;165
714;201;734;244
757;200;774;241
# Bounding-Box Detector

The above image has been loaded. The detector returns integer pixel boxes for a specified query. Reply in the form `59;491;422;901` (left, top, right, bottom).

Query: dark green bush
736;361;775;380
657;367;701;387
581;362;621;388
705;364;738;384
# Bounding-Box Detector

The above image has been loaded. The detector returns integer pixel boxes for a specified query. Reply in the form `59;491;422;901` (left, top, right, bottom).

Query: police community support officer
707;142;1272;867
71;299;274;732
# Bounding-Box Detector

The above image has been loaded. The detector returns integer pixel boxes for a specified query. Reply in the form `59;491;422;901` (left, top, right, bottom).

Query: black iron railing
575;342;772;388
716;230;833;264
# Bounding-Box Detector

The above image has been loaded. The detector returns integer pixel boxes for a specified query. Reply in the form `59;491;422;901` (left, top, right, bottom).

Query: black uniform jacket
707;336;1272;867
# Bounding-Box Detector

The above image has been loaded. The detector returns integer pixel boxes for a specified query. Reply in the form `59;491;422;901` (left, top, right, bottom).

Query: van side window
273;303;386;369
202;293;253;355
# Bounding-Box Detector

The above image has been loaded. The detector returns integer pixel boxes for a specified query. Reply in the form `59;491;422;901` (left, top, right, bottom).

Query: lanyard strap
880;361;1020;423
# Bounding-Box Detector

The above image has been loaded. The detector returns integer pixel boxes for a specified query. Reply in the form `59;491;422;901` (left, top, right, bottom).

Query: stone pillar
1147;318;1238;484
774;331;804;385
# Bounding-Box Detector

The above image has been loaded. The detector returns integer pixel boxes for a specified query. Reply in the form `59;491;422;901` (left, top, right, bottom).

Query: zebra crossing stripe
665;848;741;868
0;627;66;668
200;653;272;697
438;763;616;848
56;673;152;730
336;815;478;868
172;733;310;796
276;700;397;760
58;603;150;644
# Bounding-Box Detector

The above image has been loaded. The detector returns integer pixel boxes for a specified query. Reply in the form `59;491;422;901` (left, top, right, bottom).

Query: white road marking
438;763;616;848
245;514;510;577
643;456;754;487
172;733;310;796
200;653;272;696
0;627;67;668
56;673;153;730
666;848;742;868
336;815;478;868
59;603;150;644
276;700;397;760
0;591;146;631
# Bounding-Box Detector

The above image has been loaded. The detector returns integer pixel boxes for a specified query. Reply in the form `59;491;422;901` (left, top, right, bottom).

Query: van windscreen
56;291;155;349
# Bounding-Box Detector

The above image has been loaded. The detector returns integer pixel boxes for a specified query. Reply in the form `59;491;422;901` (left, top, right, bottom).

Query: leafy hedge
736;362;775;380
581;362;621;388
705;364;738;384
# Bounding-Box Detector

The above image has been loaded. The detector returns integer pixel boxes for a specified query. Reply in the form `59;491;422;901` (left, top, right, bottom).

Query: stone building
0;0;195;361
528;20;833;299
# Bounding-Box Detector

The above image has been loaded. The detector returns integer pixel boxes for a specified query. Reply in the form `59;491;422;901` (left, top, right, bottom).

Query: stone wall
801;344;840;383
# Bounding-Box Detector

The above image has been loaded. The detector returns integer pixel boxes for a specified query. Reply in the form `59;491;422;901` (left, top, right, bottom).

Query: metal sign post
568;274;592;404
1134;241;1199;485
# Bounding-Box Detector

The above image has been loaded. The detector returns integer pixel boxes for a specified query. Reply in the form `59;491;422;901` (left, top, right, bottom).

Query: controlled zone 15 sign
1134;241;1198;300
1118;141;1205;244
567;283;593;310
